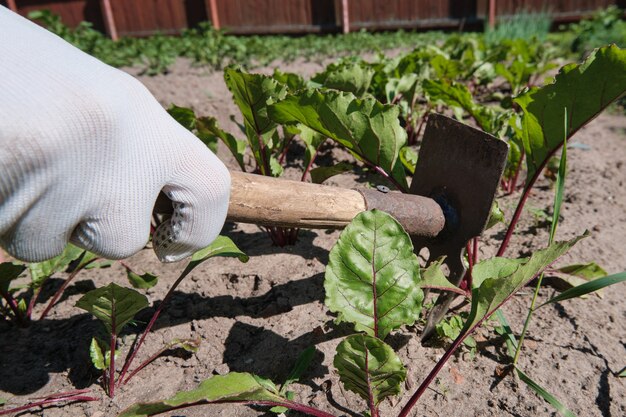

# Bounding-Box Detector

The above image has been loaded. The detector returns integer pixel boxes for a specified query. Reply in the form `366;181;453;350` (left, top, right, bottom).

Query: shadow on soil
0;269;330;395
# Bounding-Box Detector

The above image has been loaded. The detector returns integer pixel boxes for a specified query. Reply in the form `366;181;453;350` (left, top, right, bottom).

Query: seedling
0;245;106;325
77;283;149;397
75;236;247;399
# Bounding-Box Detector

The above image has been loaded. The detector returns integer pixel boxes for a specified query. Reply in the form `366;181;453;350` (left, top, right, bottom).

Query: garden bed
1;56;625;417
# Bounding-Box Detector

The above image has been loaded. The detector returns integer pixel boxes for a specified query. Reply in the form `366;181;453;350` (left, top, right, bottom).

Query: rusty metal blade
409;114;509;340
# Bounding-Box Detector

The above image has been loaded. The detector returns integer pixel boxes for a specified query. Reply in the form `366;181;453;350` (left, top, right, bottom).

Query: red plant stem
278;136;294;165
121;345;169;384
109;306;117;398
414;107;431;142
368;163;408;193
505;150;526;194
119;267;194;385
0;288;23;323
397;330;466;417
365;348;379;417
496;182;533;257
465;242;474;271
301;143;323;182
256;133;271;176
472;237;479;265
30;389;92;400
0;394;98;416
39;258;98;320
26;286;42;320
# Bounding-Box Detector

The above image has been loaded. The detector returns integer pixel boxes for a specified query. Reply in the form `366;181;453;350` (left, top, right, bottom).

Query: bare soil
1;57;625;417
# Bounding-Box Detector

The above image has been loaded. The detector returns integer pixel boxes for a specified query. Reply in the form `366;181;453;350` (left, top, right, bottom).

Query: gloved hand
0;7;230;263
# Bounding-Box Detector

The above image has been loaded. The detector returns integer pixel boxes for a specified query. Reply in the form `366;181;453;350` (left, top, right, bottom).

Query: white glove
0;7;230;263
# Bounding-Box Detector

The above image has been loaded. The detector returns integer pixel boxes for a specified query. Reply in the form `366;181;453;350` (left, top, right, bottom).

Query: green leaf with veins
167;105;196;131
436;314;476;349
299;124;326;179
310;162;354;184
90;337;108;370
419;259;464;295
399;146;417;175
127;271;159;289
272;69;307;91
181;236;249;279
28;244;84;288
168;106;218;153
430;54;463;80
463;233;587;333
514;45;626;186
422;79;497;133
325;210;423;339
224;66;287;137
485;200;505;230
190;236;249;265
334;334;406;406
224;66;288;174
117;373;284;417
268;89;408;191
311;60;375;97
196;116;246;171
556;262;607;280
76;283;149;335
384;73;419;104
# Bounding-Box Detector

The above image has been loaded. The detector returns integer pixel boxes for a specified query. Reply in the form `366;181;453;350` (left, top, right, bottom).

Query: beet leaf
76;283;148;335
334;334;405;416
514;44;626;187
324;210;422;339
117;373;335;417
464;233;588;333
268;89;408;190
310;59;375;97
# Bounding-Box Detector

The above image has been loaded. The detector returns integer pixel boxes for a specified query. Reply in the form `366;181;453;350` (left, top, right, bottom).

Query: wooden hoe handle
227;171;445;237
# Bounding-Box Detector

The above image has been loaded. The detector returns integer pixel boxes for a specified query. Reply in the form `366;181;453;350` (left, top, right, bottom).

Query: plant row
29;7;626;76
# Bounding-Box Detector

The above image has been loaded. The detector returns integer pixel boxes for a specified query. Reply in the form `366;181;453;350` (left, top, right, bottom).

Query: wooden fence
2;0;623;39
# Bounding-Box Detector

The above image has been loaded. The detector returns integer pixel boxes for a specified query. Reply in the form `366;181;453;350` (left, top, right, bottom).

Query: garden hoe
161;114;509;339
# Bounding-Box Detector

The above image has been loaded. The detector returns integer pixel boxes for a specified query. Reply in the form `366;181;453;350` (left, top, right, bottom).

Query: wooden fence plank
6;0;18;12
11;0;624;37
207;0;220;29
100;0;117;40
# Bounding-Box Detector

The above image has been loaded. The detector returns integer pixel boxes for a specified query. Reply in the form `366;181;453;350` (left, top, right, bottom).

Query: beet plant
77;283;149;397
0;245;109;326
0;236;247;417
169;67;329;246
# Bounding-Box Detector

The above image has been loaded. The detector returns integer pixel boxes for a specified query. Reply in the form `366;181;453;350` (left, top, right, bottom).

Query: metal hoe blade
409;114;509;340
